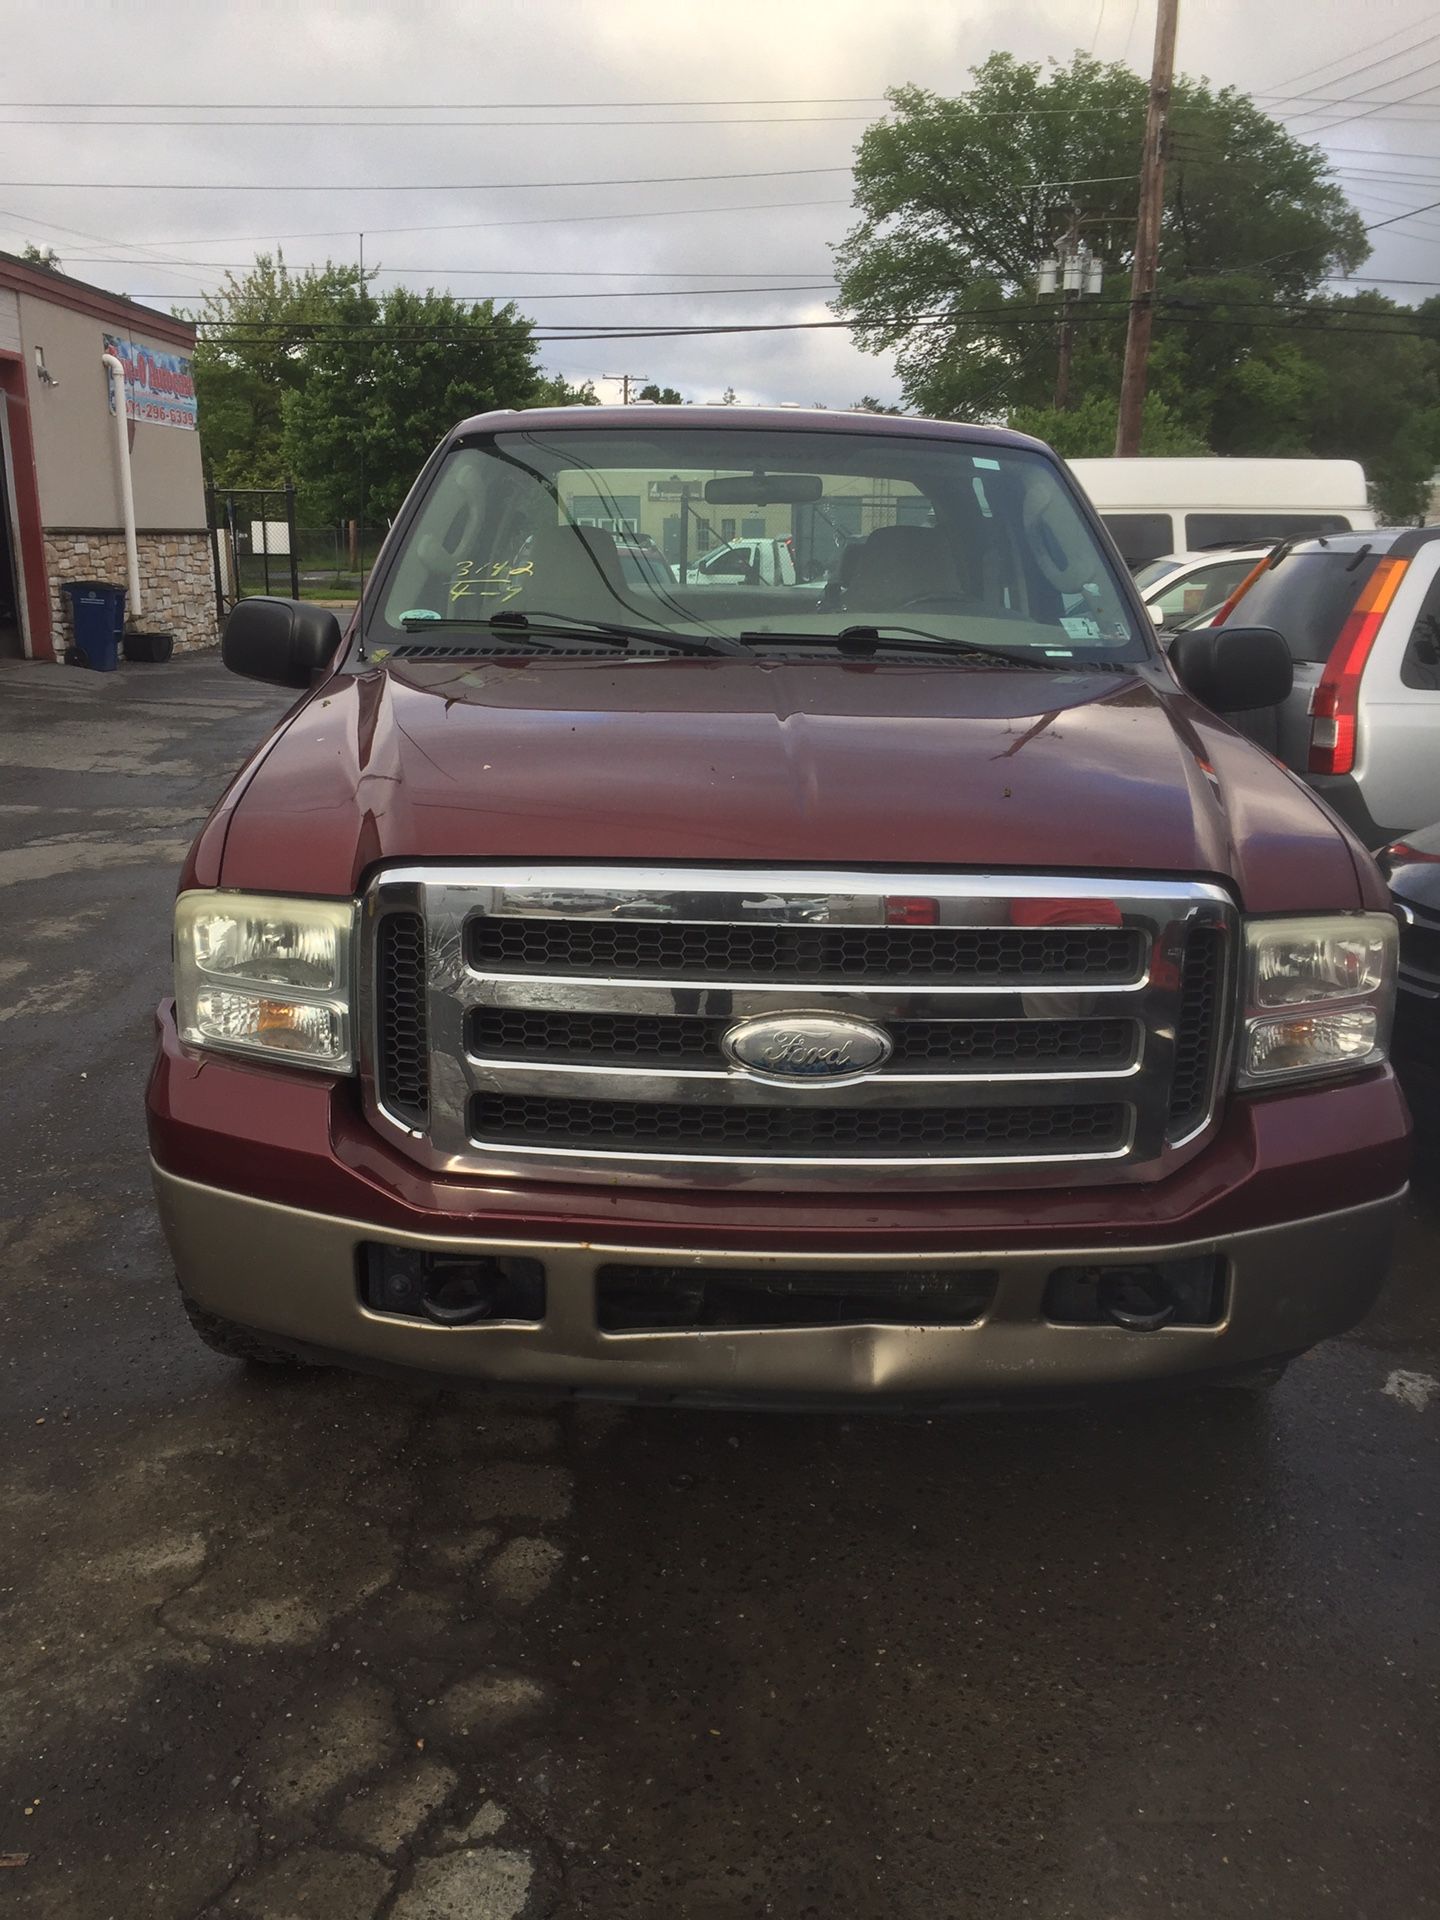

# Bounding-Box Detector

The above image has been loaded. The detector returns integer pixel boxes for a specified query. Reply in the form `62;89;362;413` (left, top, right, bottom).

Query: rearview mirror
704;473;824;505
222;597;344;689
1169;625;1293;713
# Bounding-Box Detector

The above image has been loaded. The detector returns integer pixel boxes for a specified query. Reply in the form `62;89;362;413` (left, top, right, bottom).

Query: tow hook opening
1044;1256;1227;1330
360;1244;547;1326
1097;1271;1177;1332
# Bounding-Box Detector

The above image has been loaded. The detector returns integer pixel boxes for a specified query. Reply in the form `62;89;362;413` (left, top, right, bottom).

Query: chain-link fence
208;487;388;610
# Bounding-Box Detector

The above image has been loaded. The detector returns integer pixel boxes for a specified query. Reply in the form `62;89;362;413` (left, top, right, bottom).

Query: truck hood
210;656;1374;910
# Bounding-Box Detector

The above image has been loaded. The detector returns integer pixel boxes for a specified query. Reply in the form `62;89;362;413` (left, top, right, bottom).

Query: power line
104;196;856;249
1256;24;1440;103
183;313;1440;346
40;258;839;278
1318;143;1440;158
0;164;854;192
184;292;1440;340
1274;62;1440;137
0;94;893;109
0;165;1142;196
123;283;845;303
0;112;878;130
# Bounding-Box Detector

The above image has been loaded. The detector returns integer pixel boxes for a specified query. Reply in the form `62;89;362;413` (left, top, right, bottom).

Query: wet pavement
1;652;1437;1919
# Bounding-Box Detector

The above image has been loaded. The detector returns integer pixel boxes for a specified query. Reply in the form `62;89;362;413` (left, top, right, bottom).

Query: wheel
177;1286;308;1368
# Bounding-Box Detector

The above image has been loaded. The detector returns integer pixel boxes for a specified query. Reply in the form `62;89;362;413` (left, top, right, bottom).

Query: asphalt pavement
1;651;1437;1920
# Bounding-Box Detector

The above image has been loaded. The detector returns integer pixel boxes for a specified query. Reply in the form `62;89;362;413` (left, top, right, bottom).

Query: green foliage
835;55;1440;519
280;285;545;523
1011;392;1209;457
20;242;61;269
184;254;368;492
188;253;589;515
536;373;602;406
835;55;1365;423
638;383;685;404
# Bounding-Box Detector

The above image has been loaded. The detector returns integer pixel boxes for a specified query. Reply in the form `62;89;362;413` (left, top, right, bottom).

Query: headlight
1237;913;1396;1088
175;892;355;1070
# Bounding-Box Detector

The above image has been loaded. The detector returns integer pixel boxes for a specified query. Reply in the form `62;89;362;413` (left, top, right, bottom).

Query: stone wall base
44;530;217;654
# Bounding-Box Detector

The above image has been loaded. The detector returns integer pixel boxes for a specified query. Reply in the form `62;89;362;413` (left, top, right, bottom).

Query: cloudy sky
2;0;1438;406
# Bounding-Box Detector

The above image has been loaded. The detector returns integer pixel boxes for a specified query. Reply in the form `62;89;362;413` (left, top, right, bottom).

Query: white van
1068;458;1375;571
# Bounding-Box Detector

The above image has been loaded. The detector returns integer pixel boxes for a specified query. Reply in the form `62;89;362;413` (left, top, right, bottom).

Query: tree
852;395;903;415
834;56;1367;425
1010;392;1208;456
185;253;366;492
21;242;61;269
536;374;601;406
638;383;684;404
280;285;546;524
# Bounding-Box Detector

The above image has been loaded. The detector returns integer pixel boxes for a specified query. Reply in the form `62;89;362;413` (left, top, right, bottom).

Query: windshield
368;424;1149;663
1226;548;1383;663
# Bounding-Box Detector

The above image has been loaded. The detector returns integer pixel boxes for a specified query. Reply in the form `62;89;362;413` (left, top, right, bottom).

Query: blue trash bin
63;581;127;672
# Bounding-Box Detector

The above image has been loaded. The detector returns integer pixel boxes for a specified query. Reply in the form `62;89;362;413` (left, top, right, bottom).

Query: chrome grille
374;910;429;1128
360;866;1236;1191
470;1092;1129;1155
470;915;1144;984
470;1007;1140;1075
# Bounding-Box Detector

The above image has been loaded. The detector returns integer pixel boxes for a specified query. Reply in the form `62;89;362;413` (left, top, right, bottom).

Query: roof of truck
449;403;1050;451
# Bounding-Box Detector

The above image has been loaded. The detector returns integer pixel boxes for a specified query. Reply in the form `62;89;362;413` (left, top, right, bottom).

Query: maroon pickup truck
147;408;1410;1403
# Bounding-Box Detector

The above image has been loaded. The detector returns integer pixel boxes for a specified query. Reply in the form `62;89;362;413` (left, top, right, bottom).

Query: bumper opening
596;1263;999;1333
1044;1256;1227;1330
360;1243;546;1327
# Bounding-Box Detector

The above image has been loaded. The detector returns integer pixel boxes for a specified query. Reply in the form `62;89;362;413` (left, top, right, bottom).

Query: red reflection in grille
885;896;939;926
1011;897;1124;929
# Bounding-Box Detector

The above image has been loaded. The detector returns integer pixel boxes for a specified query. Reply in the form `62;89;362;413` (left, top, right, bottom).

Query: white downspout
100;352;141;618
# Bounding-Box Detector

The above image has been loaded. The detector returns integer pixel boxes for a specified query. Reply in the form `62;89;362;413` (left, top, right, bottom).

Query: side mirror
1169;625;1293;713
222;597;343;689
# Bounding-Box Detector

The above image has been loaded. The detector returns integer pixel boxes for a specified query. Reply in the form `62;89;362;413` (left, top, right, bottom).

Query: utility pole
1115;0;1180;456
603;373;650;404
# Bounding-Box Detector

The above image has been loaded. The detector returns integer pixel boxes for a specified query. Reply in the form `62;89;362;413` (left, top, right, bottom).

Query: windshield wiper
399;609;747;657
737;624;1105;669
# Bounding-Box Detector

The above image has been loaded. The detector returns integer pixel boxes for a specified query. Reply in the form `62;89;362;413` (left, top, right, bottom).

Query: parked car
1207;527;1440;847
1377;824;1440;1113
1133;547;1268;629
148;406;1409;1405
684;536;798;586
1071;456;1375;570
613;532;675;590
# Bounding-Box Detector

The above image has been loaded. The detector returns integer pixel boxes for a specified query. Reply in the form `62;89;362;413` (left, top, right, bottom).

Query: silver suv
1219;528;1440;847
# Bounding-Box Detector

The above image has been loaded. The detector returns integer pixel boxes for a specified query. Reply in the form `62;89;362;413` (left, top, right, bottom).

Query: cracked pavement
1;652;1438;1918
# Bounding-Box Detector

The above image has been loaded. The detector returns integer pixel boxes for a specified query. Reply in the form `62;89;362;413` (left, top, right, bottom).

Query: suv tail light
1308;556;1410;775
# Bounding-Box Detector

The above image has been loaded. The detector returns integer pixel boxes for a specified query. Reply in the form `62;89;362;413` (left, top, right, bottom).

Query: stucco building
0;252;214;661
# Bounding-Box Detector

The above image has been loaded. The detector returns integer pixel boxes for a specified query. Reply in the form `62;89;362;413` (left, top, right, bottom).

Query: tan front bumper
152;1164;1404;1400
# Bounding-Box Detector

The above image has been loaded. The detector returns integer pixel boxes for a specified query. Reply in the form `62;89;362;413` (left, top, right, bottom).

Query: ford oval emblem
721;1013;892;1083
